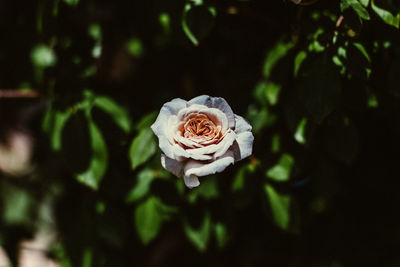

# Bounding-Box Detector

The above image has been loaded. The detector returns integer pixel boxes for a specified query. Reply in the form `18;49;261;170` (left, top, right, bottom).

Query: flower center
182;114;221;141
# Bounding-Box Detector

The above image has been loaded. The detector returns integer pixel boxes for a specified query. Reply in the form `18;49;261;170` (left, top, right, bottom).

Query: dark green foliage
61;110;91;173
1;0;400;266
129;128;157;170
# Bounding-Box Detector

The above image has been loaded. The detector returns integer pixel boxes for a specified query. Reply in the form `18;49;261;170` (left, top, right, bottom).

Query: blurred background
1;0;400;266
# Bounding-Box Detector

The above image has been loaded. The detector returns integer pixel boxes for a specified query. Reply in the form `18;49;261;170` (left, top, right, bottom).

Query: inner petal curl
179;112;224;145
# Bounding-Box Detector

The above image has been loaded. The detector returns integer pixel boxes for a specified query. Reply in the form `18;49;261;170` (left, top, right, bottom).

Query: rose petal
176;104;208;120
234;115;252;134
173;143;212;161
158;135;212;161
174;134;204;149
213;130;236;158
158;136;175;159
161;154;183;177
232;131;254;161
198;108;228;133
232;115;254;161
185;129;236;159
164;115;179;144
183;174;200;189
151;98;187;139
184;150;235;179
188;95;236;129
176;105;229;133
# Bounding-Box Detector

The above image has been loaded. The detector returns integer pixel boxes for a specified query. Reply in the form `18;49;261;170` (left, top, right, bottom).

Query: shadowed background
1;0;400;266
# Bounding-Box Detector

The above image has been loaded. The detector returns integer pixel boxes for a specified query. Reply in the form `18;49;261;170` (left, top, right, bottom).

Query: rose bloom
151;95;254;188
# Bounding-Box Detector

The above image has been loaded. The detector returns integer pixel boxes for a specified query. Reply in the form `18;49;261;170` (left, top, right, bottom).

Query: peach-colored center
180;113;223;144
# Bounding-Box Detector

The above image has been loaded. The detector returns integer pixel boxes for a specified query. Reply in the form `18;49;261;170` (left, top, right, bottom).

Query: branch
0;90;40;99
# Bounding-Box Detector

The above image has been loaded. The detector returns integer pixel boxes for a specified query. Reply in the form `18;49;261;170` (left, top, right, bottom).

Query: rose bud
151;95;254;188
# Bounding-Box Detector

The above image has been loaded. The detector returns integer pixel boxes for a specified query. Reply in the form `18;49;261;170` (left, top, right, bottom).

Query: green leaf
264;82;281;106
129;128;157;170
188;177;219;203
182;4;199;46
294;117;307;144
266;153;294;182
76;120;108;190
271;134;280;153
367;91;379;108
50;242;73;267
31;44;57;68
134;197;164;244
353;42;371;62
154;199;178;216
265;184;291;230
254;82;281;107
263;41;294;78
93;95;132;133
208;6;217;16
42;108;72;151
307;28;325;53
183;213;211;252
214;222;229;249
354;1;371;20
360;0;369;7
81;248;93;267
126;38;144;58
135;112;158;131
1;182;36;225
299;55;341;122
175;179;185;195
182;3;216;46
125;168;156;203
88;24;102;41
159;12;171;33
63;0;79;6
62;110;92;173
232;163;255;192
341;0;370;20
253;82;267;106
232;165;247;192
42;105;53;133
294;50;307;77
371;0;400;28
247;106;276;133
96;201;106;214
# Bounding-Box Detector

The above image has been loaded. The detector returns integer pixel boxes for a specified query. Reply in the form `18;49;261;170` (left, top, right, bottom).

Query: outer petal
161;154;184;177
158;136;175;159
174;134;204;149
185;130;236;159
232;132;254;161
184;150;235;180
231;115;254;161
158;135;208;161
151;98;187;138
172;143;212;161
234;115;252;134
188;95;235;129
165;115;179;144
184;175;200;189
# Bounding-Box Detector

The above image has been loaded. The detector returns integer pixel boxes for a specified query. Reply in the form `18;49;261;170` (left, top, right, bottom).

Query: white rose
151;95;254;188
